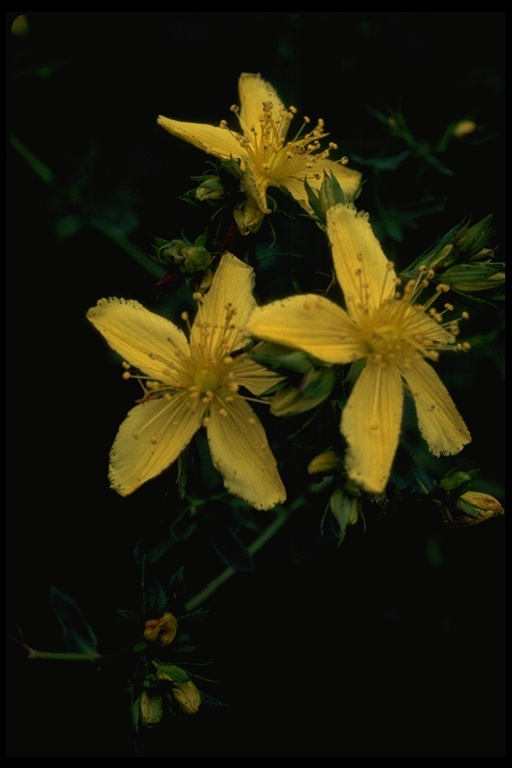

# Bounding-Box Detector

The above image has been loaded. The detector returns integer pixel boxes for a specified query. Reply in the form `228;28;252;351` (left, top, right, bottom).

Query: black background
7;12;505;756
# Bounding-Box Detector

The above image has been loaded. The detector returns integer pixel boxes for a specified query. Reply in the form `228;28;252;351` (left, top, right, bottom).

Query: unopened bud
171;680;202;715
143;611;178;646
180;245;211;275
250;342;316;374
139;691;164;727
440;490;504;527
437;468;477;496
270;384;330;417
195;176;225;202
442;263;505;292
307;450;343;476
233;195;266;235
452;120;477;138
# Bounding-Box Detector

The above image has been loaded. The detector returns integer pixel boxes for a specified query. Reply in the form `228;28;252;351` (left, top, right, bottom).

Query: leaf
50;586;98;653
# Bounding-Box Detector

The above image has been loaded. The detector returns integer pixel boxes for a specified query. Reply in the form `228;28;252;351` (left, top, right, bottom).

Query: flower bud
233;195;265;235
441;263;505;292
327;486;361;543
250;342;316;374
139;691;164;727
180;245;211;275
437;468;477;496
270;384;330;417
440;491;504;527
195;175;225;202
143;611;178;646
171;680;202;715
307;449;343;476
452;120;477;138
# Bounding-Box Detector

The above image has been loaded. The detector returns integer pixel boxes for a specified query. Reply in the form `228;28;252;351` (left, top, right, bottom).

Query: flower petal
238;72;286;139
87;297;190;384
247;294;367;364
327;203;397;321
207;396;286;510
109;394;204;496
234;356;285;396
157;116;243;161
342;360;404;493
190;253;256;356
283;160;362;212
402;357;471;456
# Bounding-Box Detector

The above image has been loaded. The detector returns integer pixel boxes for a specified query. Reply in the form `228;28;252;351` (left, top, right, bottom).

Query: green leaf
50;586;98;654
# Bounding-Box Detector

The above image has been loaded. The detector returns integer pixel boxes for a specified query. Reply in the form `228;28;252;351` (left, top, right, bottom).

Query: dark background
7;12;505;756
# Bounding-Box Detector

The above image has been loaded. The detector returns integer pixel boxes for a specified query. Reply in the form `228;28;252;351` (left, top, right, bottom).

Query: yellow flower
157;72;362;216
247;203;472;494
87;252;286;509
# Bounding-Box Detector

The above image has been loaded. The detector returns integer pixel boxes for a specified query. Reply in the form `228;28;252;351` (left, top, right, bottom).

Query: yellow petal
190;253;256;355
238;72;286;139
327;204;397;321
342;360;404;493
87;297;190;383
234;356;285;396
109;394;204;496
207;396;286;510
402;357;471;456
247;294;366;364
240;165;273;214
157;116;243;161
283;160;362;212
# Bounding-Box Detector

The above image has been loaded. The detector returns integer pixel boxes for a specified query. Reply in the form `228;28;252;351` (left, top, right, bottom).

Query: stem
184;499;302;613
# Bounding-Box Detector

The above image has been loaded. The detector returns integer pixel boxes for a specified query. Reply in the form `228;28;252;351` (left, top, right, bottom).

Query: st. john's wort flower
87;252;286;510
157;72;362;217
246;203;472;494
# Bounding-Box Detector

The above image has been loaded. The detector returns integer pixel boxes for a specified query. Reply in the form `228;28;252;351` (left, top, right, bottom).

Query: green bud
442;263;505;292
269;384;330;417
452;215;494;259
437;467;478;496
195;175;225;202
304;171;346;225
250;342;317;374
300;366;336;400
180;245;211;275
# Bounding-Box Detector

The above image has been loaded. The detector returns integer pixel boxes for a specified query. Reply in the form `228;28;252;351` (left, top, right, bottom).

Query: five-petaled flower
87;252;286;510
157;72;362;216
246;203;472;494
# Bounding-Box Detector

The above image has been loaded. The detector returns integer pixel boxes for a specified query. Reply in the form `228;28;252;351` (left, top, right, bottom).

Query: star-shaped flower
246;203;472;494
157;72;362;216
87;252;286;510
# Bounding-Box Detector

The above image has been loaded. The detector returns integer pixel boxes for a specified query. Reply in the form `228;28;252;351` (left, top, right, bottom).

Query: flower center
228;101;342;185
194;368;219;395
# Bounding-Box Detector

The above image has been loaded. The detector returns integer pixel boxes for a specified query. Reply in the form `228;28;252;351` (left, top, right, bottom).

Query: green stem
184;499;302;613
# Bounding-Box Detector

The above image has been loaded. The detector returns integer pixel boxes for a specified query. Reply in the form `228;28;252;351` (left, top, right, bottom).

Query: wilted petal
109;394;204;496
327;204;397;320
402;357;471;456
157;116;243;161
342;360;404;493
207;396;286;510
247;294;366;364
87;297;190;384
